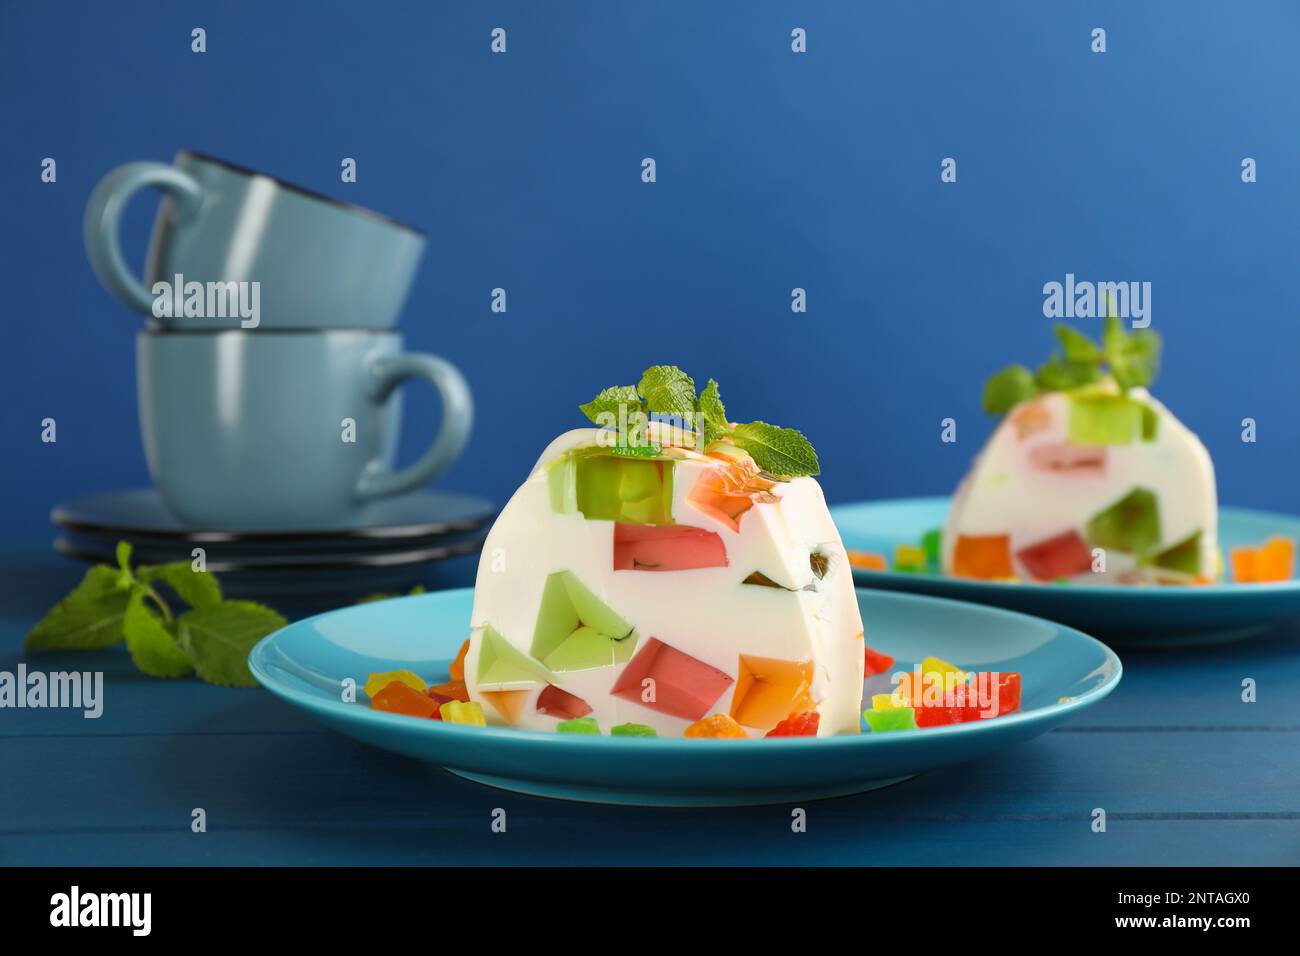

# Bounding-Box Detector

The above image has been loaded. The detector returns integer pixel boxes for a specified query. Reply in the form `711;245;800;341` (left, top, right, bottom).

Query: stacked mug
84;151;472;531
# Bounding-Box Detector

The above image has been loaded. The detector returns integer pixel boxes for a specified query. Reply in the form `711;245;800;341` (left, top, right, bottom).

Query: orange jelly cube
370;680;441;719
684;714;749;739
449;639;470;681
952;534;1015;580
427;679;471;703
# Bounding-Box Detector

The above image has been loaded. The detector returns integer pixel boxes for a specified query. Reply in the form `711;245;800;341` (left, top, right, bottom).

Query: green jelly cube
546;454;579;515
574;454;674;524
1085;487;1162;557
556;717;601;735
1153;531;1201;575
530;570;635;664
610;722;658;737
476;625;553;689
863;707;918;733
1067;395;1141;445
1140;404;1159;441
543;625;639;673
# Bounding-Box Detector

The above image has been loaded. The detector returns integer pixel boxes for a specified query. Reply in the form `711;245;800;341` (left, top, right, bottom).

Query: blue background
2;0;1298;540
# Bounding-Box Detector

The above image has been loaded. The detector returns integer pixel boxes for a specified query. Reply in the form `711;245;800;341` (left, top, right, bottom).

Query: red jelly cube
371;681;441;719
863;645;895;677
765;712;821;737
612;523;728;571
1016;530;1093;581
535;684;593;720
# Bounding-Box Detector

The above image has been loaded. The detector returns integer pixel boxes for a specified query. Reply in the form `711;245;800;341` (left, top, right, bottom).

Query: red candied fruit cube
765;712;821;737
863;645;895;677
371;680;441;719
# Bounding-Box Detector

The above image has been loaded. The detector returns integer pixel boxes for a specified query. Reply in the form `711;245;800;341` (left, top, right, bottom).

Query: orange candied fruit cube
684;714;749;739
427;679;471;703
449;639;470;682
952;534;1014;580
846;549;888;571
370;680;441;719
1232;537;1296;583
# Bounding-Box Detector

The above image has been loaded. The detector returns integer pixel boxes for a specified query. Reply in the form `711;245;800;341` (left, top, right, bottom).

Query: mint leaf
178;601;287;687
139;562;222;610
1103;315;1161;390
982;364;1039;415
579;385;643;427
1035;354;1103;392
698;379;728;429
123;592;192;678
730;422;820;478
1055;324;1101;363
637;365;697;415
24;565;131;652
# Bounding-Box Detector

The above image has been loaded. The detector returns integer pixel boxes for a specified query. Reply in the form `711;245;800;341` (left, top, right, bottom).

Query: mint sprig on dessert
982;312;1162;415
24;541;286;687
579;364;820;478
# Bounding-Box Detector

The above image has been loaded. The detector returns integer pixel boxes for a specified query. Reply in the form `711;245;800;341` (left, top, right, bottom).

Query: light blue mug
137;330;473;530
86;151;425;330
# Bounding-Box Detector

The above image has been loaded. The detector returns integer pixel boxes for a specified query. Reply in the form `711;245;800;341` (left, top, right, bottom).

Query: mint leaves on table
24;542;286;687
578;365;820;478
982;306;1162;415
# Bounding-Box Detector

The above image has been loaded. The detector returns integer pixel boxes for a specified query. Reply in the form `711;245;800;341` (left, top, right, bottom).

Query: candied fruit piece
610;637;734;721
1027;443;1107;475
684;714;748;738
871;692;906;711
449;639;469;682
765;712;820;737
610;723;658;737
370;680;440;719
729;655;814;729
364;669;426;698
556;716;601;735
846;550;888;571
1017;529;1093;581
613;523;727;571
1153;531;1202;576
535;684;593;719
1085;487;1161;557
922;528;943;567
893;544;928;573
952;534;1014;580
479;689;530;725
427;679;470;703
1231;537;1296;583
863;645;895;677
921;656;969;682
440;700;487;726
863;707;918;733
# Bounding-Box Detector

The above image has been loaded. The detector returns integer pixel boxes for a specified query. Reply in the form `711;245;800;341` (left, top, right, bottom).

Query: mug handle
356;353;474;501
84;161;204;315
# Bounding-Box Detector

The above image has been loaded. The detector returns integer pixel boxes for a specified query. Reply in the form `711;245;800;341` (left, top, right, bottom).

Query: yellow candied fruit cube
364;669;426;698
439;700;487;726
871;692;908;711
894;544;927;566
920;656;969;683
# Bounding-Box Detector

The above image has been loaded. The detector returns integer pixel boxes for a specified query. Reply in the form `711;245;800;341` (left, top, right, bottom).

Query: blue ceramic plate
248;588;1121;806
832;498;1300;647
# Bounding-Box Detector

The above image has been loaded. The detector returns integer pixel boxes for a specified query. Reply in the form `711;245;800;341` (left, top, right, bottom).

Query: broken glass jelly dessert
464;416;865;738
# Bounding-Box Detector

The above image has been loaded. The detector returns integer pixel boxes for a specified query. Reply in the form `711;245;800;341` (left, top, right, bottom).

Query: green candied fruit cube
610;722;658;737
863;707;918;733
1152;531;1201;575
1067;395;1142;445
1085;487;1162;557
921;528;943;567
556;717;601;735
574;454;674;524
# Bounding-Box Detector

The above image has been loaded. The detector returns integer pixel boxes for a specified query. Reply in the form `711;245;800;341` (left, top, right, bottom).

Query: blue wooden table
2;544;1297;866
